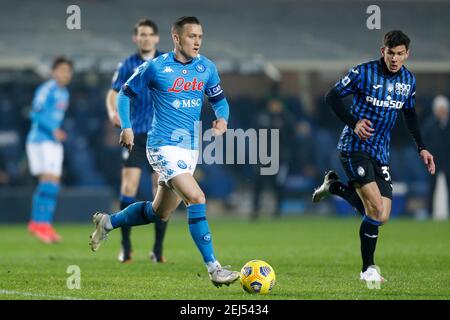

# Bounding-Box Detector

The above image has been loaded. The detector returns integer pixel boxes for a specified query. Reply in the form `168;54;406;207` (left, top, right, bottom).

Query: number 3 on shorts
382;166;391;182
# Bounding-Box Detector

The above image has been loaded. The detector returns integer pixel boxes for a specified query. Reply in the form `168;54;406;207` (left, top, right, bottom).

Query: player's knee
153;206;173;220
366;199;384;219
379;216;389;225
187;191;206;205
121;181;138;196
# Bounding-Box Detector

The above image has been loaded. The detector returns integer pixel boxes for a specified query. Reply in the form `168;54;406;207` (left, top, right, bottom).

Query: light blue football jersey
27;79;69;143
124;51;223;150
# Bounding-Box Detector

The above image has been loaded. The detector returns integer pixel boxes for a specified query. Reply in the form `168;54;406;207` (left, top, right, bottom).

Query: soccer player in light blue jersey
26;56;73;244
90;16;239;287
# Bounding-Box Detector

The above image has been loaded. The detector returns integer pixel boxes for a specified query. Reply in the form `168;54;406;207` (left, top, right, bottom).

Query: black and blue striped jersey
334;58;416;164
111;51;163;134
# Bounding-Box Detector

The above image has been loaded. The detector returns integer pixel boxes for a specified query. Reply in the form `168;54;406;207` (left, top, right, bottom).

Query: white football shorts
26;141;63;176
146;145;199;183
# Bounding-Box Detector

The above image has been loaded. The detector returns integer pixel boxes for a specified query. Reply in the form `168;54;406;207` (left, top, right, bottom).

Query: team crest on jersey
182;69;188;75
387;83;394;93
395;82;411;96
357;166;365;177
177;160;187;169
195;63;206;73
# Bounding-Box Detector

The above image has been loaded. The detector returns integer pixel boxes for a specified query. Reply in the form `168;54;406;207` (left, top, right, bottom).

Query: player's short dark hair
171;16;201;35
51;56;73;70
383;30;410;50
134;18;158;35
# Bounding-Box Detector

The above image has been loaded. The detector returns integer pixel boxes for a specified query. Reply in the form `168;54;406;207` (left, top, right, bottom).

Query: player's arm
402;85;435;175
206;65;230;136
117;61;154;151
207;90;229;136
117;89;133;151
30;88;67;141
106;61;128;127
325;66;374;140
106;89;121;127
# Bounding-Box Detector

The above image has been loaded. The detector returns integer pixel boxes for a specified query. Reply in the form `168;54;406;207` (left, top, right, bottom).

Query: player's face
174;24;203;60
52;63;72;87
381;45;409;73
134;26;159;54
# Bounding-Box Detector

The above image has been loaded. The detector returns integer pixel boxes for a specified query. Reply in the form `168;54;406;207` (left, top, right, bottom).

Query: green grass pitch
0;216;449;300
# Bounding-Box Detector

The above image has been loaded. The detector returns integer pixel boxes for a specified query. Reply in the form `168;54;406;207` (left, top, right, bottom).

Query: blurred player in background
106;18;168;263
90;16;240;287
312;31;435;283
26;56;73;244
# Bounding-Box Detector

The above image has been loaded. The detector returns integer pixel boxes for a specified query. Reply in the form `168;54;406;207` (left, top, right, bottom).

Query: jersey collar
170;51;198;66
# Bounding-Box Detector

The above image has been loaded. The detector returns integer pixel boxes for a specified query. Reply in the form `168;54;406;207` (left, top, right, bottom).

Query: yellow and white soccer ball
239;260;276;294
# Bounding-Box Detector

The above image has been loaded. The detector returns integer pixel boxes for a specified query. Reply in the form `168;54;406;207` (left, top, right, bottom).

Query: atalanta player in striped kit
313;30;435;284
105;18;168;264
90;16;240;287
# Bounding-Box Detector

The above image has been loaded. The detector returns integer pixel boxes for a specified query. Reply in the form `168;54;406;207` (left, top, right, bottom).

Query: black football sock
329;180;365;216
153;219;168;259
119;196;135;256
359;216;381;272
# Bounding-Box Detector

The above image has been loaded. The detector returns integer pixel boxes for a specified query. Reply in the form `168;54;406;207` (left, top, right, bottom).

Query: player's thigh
152;183;182;220
355;182;384;220
120;167;141;196
151;171;159;197
170;173;205;205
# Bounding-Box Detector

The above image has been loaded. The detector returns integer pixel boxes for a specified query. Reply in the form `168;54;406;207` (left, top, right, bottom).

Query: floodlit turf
0;216;449;300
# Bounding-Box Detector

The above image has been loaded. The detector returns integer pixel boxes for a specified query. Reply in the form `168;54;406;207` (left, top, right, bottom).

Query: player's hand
354;119;374;141
119;128;134;152
420;149;435;175
53;129;67;142
109;111;121;128
212;118;227;136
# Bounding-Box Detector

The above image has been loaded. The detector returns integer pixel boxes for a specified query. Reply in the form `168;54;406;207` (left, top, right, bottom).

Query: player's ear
155;34;160;45
132;34;138;45
380;46;385;57
172;32;179;45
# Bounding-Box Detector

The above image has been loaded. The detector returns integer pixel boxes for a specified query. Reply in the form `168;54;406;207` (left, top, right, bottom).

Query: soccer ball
239;260;276;294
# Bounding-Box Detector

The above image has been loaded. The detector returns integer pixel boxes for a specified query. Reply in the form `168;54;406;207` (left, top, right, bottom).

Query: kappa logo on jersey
366;96;405;109
395;83;411;96
168;77;205;93
163;66;174;73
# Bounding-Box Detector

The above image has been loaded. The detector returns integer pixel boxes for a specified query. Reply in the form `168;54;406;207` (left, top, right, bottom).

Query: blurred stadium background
1;0;449;222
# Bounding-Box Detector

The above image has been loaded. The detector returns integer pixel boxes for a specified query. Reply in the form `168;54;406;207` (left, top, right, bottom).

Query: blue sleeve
111;61;129;92
123;61;155;97
205;62;222;96
30;86;58;134
211;98;230;122
205;62;229;121
334;65;362;97
117;89;132;129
